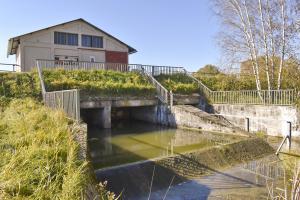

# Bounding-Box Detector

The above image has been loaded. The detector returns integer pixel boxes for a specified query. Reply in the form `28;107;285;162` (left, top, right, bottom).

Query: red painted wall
105;51;128;64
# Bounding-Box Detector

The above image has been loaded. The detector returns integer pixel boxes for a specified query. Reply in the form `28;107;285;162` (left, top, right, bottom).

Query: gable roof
7;18;137;56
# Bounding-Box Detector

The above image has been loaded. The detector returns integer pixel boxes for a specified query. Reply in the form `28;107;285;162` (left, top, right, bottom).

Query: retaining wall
213;104;300;137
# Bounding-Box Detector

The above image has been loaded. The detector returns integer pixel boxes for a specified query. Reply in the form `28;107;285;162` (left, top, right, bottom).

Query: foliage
0;99;115;199
197;64;220;75
194;60;300;91
155;74;200;94
37;69;156;98
194;72;257;91
0;72;40;99
0;70;156;100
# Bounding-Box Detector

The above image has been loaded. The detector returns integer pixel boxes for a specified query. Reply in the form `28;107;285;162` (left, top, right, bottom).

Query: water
88;121;244;169
88;121;298;199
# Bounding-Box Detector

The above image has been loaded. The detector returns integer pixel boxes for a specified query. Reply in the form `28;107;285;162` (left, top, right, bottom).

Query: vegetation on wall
40;69;156;98
156;74;200;95
0;70;157;100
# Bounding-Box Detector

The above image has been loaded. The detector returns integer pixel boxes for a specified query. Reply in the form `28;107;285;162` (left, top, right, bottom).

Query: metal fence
141;65;185;76
141;67;173;106
36;59;185;76
44;89;80;121
210;89;296;105
36;59;140;72
36;62;81;121
36;59;297;106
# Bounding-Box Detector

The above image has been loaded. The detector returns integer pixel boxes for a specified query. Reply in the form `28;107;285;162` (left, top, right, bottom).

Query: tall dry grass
0;98;114;199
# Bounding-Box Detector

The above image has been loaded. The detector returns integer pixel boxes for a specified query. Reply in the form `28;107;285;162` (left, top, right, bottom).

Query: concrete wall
17;20;129;71
213;104;300;137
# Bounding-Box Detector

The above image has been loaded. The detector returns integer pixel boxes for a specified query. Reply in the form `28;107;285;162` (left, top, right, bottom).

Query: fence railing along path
36;59;181;107
44;89;80;120
36;59;297;106
36;61;81;121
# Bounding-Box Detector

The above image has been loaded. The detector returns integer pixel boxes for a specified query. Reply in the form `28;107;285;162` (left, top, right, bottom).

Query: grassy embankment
0;99;115;199
0;70;133;199
0;69;157;105
155;74;200;95
42;69;156;98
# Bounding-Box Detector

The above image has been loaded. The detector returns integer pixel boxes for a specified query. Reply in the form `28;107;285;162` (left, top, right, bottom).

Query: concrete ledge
81;98;158;108
174;94;200;105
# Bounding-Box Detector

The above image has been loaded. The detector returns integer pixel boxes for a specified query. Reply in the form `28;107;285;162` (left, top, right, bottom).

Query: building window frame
82;35;103;48
54;32;78;46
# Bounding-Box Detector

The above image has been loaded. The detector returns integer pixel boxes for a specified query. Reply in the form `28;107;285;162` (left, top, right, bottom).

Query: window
54;32;78;46
90;56;95;62
82;35;103;48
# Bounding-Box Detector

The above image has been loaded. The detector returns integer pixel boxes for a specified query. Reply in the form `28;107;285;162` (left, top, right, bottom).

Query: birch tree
213;0;297;90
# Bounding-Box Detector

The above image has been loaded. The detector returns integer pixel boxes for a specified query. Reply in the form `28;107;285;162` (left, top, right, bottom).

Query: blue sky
0;0;220;71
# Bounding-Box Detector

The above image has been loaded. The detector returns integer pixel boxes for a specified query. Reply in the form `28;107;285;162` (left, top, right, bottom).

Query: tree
212;0;297;91
197;64;220;75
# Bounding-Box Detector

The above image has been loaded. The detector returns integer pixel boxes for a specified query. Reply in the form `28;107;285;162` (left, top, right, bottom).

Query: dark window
82;35;92;47
54;32;78;46
82;35;103;48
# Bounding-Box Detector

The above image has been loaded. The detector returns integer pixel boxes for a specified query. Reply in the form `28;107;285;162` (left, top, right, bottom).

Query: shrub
156;74;200;95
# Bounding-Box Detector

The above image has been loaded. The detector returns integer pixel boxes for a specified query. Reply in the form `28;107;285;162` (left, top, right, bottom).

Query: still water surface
88;121;244;169
88;121;295;200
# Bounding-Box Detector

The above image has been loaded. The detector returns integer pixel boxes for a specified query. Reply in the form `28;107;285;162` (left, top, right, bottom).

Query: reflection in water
88;121;243;169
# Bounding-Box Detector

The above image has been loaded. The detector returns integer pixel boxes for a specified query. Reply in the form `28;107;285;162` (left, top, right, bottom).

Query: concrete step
170;105;247;135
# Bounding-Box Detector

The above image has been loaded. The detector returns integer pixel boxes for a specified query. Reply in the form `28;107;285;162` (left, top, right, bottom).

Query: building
7;18;137;72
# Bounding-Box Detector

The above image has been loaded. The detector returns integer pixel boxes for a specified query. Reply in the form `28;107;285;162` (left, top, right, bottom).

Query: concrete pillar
101;106;111;129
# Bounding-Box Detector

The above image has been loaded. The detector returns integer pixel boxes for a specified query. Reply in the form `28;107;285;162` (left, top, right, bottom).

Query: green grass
0;99;115;199
41;69;156;98
155;74;200;95
0;72;40;99
0;70;156;101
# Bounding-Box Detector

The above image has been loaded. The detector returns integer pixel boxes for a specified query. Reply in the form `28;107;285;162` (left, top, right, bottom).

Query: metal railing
36;62;81;121
44;89;80;121
36;59;142;72
185;72;296;106
36;59;185;76
185;70;212;97
141;67;172;105
36;59;297;106
141;65;185;76
210;89;296;105
36;60;184;107
0;63;19;72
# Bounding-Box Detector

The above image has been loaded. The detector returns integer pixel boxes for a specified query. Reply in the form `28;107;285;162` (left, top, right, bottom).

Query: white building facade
7;18;136;72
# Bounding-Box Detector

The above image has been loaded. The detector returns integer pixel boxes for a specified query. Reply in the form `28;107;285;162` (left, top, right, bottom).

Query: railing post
245;117;250;132
287;121;292;150
75;89;80;121
152;66;155;76
36;60;46;96
170;91;173;108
